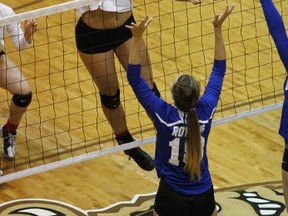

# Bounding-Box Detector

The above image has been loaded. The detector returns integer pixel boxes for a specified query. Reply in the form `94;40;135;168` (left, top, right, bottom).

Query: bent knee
100;89;120;109
12;92;32;107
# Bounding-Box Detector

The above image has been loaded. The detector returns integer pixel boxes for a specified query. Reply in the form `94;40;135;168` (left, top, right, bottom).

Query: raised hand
126;16;153;38
213;4;235;28
24;19;38;43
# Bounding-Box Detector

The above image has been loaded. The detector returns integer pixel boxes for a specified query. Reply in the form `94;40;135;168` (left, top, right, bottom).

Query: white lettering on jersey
171;126;187;137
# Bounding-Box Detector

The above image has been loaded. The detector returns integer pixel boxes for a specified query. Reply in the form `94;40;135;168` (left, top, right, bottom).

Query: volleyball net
0;0;286;183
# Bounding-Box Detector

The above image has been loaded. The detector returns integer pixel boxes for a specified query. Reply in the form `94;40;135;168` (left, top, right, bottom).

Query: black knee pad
100;89;120;109
282;148;288;171
152;82;161;98
12;92;32;107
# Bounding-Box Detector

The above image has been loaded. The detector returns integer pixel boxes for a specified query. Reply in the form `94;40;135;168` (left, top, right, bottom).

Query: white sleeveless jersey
76;0;133;16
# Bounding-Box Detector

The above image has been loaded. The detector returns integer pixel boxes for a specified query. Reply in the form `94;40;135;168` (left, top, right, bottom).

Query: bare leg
115;38;153;88
116;38;157;123
78;49;154;171
0;54;31;126
79;50;128;134
0;54;31;158
212;207;218;216
153;209;159;216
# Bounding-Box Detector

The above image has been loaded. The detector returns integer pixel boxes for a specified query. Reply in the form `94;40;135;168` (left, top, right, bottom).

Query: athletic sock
115;129;134;144
6;121;18;133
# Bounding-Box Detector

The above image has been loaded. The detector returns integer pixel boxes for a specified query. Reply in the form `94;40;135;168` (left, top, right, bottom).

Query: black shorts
0;51;5;55
154;178;216;216
75;15;135;54
282;148;288;171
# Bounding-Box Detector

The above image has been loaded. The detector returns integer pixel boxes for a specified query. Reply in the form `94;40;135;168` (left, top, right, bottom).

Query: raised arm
23;19;38;44
200;4;234;110
260;0;288;73
7;18;38;50
126;16;152;65
213;4;234;61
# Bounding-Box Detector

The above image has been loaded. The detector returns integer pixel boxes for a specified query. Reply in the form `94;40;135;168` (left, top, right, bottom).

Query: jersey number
168;126;205;166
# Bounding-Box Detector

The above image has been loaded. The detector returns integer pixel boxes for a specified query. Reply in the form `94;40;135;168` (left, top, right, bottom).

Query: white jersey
0;3;30;51
76;0;133;16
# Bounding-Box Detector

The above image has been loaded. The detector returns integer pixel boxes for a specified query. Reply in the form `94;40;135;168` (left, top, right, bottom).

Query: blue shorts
154;178;216;216
75;15;135;54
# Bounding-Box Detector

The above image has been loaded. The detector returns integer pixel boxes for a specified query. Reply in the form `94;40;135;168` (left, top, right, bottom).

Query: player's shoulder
0;3;15;17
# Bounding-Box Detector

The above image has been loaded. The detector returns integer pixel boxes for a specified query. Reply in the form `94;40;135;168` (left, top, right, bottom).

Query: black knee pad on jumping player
152;82;161;98
282;148;288;171
12;92;32;107
100;89;120;109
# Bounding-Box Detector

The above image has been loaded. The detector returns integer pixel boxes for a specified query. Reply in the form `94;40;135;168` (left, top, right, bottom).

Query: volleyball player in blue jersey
126;4;234;216
260;0;288;211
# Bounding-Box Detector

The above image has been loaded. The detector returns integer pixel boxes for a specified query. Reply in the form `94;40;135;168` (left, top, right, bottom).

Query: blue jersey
127;60;226;195
261;0;288;143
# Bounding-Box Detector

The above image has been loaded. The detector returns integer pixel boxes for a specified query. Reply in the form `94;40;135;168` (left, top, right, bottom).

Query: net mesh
0;0;286;183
